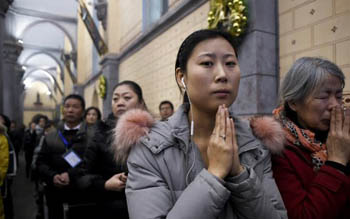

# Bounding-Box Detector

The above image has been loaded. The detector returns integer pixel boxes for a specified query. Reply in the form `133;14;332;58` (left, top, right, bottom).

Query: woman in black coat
82;81;146;219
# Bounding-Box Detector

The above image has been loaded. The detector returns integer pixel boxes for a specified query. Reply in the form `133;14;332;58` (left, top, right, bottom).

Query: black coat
24;129;37;154
36;121;91;190
82;116;128;218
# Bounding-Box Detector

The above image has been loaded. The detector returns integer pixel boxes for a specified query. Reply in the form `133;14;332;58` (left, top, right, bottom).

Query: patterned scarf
273;106;327;171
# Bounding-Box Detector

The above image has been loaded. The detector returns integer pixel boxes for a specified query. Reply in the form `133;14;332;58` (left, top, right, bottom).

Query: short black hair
159;100;174;111
63;94;85;110
0;114;11;130
84;106;102;120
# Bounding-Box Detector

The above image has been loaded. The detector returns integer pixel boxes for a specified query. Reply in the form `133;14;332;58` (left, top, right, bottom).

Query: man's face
63;98;84;124
38;118;46;128
159;103;174;120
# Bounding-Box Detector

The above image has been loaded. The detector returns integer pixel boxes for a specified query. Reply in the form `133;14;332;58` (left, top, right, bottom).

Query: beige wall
23;81;55;126
106;0;120;53
119;3;210;116
23;82;55;108
279;0;350;92
119;1;143;50
84;82;103;116
76;0;94;84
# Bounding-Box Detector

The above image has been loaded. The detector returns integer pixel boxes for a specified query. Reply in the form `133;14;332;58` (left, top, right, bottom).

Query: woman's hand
104;172;128;191
207;105;243;179
326;106;350;165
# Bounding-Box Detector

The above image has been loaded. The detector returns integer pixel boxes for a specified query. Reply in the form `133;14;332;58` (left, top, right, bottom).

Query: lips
213;89;230;94
212;89;231;98
117;109;126;115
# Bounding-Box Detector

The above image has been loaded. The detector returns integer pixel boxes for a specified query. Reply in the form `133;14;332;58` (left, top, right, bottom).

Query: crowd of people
0;29;349;219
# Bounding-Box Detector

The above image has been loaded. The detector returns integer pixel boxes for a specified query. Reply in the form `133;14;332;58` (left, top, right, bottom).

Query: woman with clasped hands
272;57;350;219
113;29;287;219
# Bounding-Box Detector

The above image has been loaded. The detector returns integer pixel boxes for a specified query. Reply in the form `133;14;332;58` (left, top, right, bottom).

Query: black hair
112;80;147;108
159;100;174;111
32;114;48;124
0;114;11;131
44;120;54;130
63;94;85;110
84;106;102;121
175;29;239;103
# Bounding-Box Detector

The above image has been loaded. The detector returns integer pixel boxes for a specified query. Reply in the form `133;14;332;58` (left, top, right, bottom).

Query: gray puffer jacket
114;104;287;219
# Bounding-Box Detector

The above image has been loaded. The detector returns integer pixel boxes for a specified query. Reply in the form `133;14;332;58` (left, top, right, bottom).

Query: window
143;0;168;31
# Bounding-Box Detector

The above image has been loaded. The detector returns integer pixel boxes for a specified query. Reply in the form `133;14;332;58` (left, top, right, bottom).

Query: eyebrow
197;52;236;58
113;92;132;96
318;88;343;93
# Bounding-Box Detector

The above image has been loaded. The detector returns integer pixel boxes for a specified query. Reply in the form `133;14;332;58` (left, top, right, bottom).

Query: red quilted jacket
272;144;350;219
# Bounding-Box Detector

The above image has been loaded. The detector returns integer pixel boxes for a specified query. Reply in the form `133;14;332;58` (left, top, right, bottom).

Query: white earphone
181;77;186;89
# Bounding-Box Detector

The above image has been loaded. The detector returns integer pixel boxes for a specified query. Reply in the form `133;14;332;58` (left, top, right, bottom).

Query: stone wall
279;0;350;92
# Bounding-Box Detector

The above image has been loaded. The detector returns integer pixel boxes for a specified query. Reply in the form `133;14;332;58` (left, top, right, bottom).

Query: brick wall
279;0;350;92
119;3;209;116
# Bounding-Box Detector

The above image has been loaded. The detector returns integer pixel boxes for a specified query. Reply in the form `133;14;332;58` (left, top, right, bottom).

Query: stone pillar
73;84;84;97
0;0;12;113
100;53;119;118
2;38;23;121
16;66;25;123
231;0;278;116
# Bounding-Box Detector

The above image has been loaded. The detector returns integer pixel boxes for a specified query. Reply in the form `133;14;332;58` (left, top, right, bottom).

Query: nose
328;95;341;110
214;62;227;83
67;106;74;112
116;99;125;106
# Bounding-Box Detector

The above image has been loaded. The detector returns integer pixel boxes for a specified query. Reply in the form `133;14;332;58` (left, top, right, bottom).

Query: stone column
16;65;25;123
231;0;278;116
2;38;23;121
0;0;12;113
99;53;119;118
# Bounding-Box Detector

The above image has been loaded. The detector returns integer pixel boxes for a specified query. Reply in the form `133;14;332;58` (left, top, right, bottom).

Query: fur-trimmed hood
113;106;285;165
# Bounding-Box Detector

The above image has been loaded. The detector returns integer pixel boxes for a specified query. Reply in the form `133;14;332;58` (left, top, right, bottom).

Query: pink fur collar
113;110;285;165
249;116;285;155
113;109;155;165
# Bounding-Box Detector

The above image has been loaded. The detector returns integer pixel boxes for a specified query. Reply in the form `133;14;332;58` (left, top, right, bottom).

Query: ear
175;67;185;90
287;101;298;112
139;100;147;110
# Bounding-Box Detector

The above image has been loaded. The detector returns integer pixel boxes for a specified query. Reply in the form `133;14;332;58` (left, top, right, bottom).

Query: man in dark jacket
36;94;93;219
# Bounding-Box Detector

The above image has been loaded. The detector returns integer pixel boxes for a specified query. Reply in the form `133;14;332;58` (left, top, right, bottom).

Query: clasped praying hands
207;105;244;179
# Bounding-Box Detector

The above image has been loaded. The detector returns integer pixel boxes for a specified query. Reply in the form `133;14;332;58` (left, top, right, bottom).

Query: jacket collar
57;120;88;135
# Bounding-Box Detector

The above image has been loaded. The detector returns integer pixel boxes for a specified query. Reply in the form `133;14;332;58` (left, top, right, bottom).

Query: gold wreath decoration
208;0;248;37
98;75;106;99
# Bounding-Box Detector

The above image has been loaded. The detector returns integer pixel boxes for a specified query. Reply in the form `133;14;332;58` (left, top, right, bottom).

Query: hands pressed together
327;106;350;166
207;105;244;179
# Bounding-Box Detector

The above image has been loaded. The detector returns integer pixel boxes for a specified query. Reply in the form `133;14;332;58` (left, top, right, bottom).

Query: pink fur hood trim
113;109;155;165
250;116;285;154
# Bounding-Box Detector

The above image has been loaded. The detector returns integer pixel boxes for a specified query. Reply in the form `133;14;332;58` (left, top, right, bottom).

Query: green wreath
98;75;106;99
208;0;248;38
